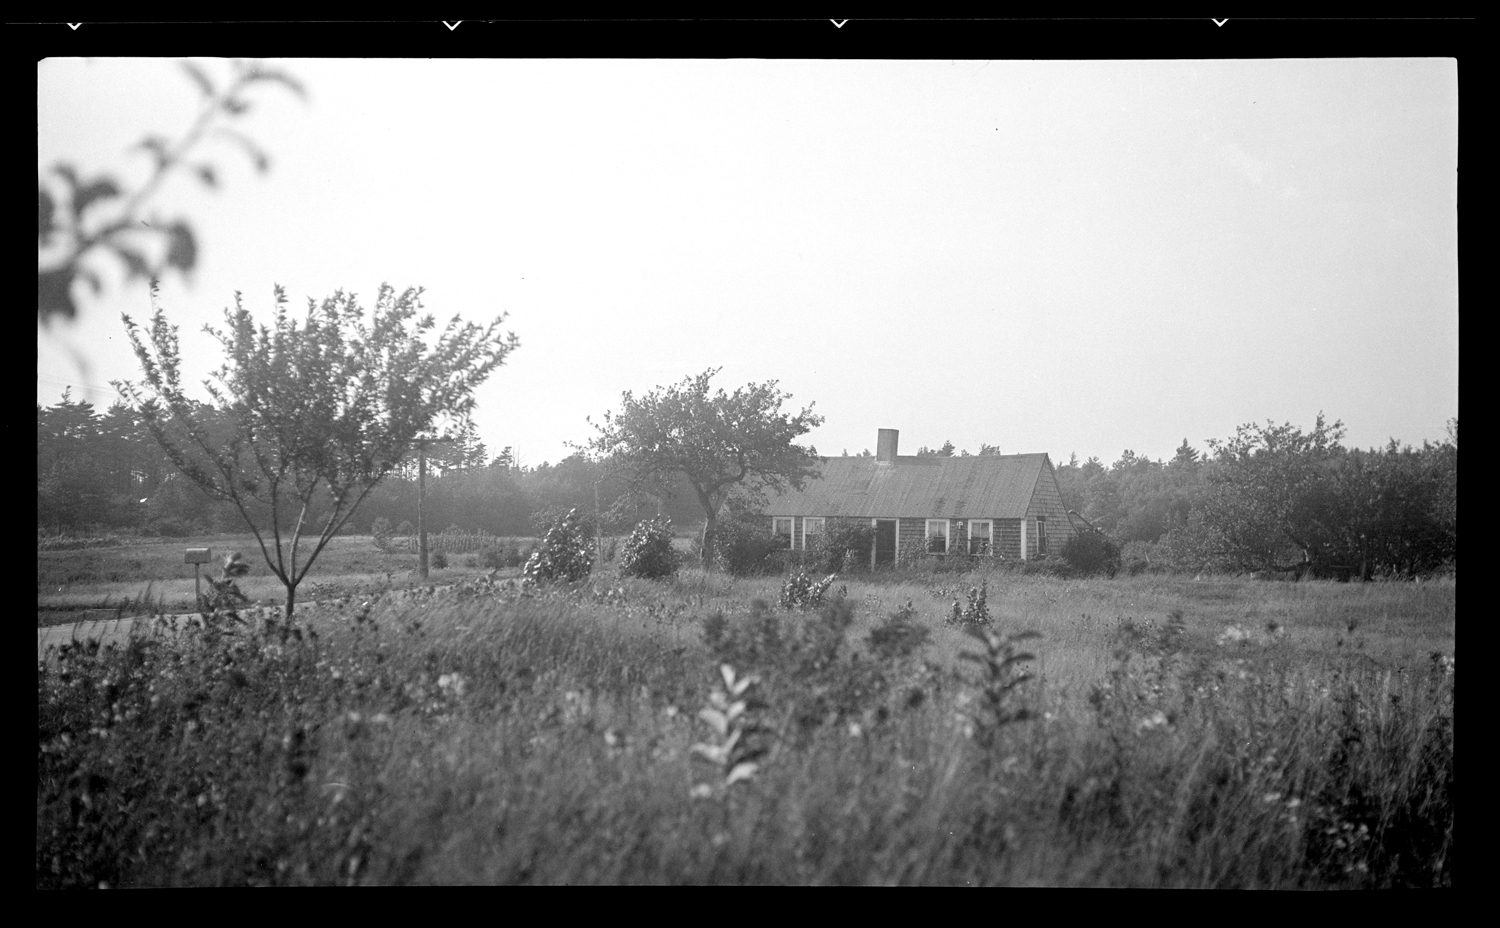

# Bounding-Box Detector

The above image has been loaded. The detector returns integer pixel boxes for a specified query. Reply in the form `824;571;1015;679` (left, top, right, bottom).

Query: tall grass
38;570;1453;886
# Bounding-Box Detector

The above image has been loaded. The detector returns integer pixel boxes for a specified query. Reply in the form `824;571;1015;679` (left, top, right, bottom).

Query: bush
808;522;875;573
944;581;993;630
778;571;843;610
713;516;787;576
1061;530;1121;576
372;517;393;552
620;518;677;580
145;517;198;538
523;509;595;583
396;520;415;536
430;551;448;570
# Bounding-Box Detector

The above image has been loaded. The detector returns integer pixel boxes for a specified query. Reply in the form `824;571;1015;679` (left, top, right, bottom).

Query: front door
874;519;897;568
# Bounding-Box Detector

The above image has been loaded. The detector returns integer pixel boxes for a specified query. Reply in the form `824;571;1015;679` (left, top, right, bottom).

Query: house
763;429;1075;568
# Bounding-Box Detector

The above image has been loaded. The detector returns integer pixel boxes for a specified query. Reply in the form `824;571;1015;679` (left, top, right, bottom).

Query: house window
772;517;795;549
968;520;993;556
803;517;825;550
925;519;950;554
1036;518;1049;555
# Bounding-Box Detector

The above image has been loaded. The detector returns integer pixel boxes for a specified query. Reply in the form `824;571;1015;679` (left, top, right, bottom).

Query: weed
691;664;770;794
957;623;1041;748
944;581;992;630
778;571;842;610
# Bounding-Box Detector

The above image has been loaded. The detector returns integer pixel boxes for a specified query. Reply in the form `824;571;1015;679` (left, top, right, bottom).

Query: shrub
430;551;448;570
778;571;843;610
145;516;197;538
371;517;393;552
713;516;786;576
523;508;595;583
944;581;993;630
808;522;874;573
620;518;678;580
1061;530;1121;576
866;601;931;661
396;520;416;536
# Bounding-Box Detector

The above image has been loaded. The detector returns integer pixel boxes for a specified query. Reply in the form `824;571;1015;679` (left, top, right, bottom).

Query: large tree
583;368;823;567
116;282;518;616
1199;414;1345;573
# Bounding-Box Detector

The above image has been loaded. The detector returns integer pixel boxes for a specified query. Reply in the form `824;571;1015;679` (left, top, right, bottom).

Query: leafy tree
583;368;824;568
116;282;519;616
1199;414;1345;572
39;59;305;325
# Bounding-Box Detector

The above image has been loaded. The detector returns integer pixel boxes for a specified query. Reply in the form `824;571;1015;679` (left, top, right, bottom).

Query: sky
38;57;1458;469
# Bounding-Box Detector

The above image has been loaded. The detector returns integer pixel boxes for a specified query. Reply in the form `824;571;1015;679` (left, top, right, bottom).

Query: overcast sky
38;57;1458;468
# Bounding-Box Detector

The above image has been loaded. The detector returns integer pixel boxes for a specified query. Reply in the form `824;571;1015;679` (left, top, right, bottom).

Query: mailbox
185;547;212;564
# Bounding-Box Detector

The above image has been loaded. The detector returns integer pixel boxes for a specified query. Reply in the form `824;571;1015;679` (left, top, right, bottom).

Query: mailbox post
185;547;212;610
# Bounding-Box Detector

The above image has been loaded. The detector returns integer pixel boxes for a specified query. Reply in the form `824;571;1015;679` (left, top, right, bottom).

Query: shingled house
763;429;1075;568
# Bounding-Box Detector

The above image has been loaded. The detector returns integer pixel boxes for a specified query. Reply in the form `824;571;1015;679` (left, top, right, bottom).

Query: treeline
908;416;1457;578
40;396;1456;577
37;394;700;539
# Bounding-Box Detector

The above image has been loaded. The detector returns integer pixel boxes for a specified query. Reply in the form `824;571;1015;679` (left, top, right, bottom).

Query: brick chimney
876;428;899;463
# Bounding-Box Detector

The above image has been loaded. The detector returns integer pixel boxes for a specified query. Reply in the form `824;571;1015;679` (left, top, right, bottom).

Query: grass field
37;538;1454;886
36;533;542;626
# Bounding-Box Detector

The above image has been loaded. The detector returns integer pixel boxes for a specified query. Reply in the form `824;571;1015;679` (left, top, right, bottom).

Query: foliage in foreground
38;578;1453;887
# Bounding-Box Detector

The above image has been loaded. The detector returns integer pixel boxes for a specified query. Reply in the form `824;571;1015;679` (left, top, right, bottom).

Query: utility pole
414;437;450;580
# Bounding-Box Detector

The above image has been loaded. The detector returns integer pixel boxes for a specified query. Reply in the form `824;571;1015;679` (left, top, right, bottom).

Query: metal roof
763;453;1052;519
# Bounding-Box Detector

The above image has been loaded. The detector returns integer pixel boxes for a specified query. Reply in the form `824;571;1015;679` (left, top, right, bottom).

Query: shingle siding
765;452;1077;563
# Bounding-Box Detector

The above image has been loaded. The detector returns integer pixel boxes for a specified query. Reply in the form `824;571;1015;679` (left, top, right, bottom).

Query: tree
40;59;305;325
1199;414;1345;572
583;368;824;568
116;282;519;617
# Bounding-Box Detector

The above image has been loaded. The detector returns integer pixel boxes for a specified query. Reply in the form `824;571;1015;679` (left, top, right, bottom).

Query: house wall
775;475;1078;563
1024;459;1075;558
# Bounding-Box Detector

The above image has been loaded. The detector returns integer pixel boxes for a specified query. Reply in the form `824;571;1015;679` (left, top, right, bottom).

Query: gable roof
764;453;1053;519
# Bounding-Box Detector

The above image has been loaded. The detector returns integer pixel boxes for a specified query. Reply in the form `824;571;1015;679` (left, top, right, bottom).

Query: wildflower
690;783;714;800
1136;710;1170;732
847;722;863;739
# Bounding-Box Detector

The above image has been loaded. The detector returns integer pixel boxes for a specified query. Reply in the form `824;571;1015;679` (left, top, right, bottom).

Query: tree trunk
284;580;298;620
700;513;718;569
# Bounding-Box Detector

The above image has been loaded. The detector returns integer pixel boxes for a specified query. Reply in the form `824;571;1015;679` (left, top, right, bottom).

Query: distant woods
37;393;699;540
862;420;1457;579
40;395;1456;579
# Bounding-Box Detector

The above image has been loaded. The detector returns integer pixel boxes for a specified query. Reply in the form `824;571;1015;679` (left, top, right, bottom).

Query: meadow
36;533;542;627
37;537;1454;886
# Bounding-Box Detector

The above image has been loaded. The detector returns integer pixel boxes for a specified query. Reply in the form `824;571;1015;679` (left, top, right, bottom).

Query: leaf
720;663;738;690
725;762;758;786
39;186;56;240
37;267;77;324
133;136;171;171
165;222;197;272
73;177;122;220
692;743;728;765
195;164;218;188
243;66;307;100
180;60;216;99
698;707;728;737
112;245;153;281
